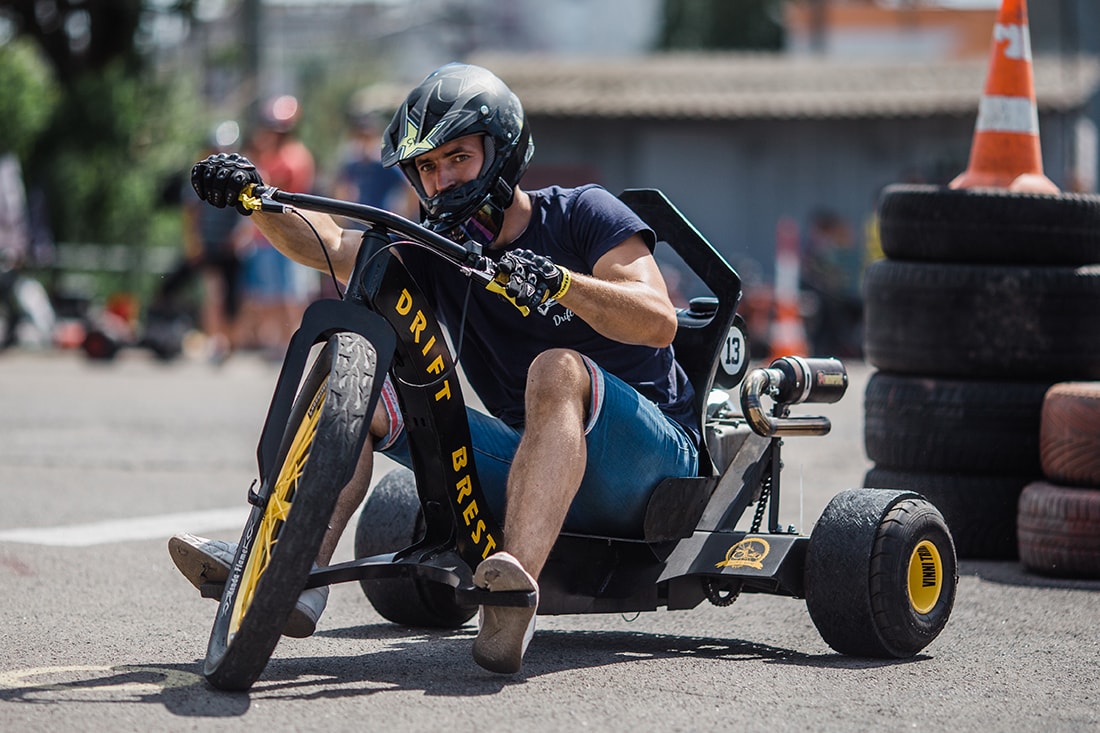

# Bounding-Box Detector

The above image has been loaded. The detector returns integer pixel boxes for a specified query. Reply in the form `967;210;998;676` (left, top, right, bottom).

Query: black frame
246;186;823;613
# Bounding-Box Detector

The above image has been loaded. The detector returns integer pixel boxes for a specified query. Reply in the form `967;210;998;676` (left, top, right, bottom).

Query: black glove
190;153;262;215
495;249;569;309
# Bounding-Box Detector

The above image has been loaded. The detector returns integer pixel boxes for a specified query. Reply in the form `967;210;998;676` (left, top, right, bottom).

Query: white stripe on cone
976;95;1040;135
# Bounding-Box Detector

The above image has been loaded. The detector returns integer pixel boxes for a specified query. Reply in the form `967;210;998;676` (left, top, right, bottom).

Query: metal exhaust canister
768;356;848;406
739;356;848;437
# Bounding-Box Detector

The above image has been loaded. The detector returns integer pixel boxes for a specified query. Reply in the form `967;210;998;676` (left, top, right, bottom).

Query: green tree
2;0;150;83
0;38;59;159
32;64;200;247
659;0;786;51
2;0;203;302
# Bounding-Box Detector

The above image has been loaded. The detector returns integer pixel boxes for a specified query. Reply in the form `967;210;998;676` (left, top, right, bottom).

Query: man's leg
501;348;590;576
472;348;590;674
316;432;376;566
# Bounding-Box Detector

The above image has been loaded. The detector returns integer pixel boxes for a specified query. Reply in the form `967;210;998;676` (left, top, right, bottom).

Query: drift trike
195;185;957;691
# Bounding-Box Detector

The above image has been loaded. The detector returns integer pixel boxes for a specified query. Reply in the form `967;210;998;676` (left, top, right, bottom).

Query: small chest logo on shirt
552;309;575;327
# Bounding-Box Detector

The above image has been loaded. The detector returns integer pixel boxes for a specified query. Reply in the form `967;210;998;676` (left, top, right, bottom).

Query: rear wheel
805;489;957;658
354;468;476;628
203;333;378;691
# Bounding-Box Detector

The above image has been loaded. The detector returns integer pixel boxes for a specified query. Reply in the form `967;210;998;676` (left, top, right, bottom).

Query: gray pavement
0;348;1097;732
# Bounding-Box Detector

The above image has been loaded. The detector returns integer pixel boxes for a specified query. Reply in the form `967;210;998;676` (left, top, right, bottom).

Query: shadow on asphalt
222;624;927;701
0;624;927;716
959;560;1100;591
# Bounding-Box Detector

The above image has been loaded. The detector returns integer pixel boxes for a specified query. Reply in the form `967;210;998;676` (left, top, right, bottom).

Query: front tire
203;333;377;691
805;489;957;658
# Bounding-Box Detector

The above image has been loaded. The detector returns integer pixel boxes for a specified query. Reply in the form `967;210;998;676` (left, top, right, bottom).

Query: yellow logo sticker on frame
715;537;771;570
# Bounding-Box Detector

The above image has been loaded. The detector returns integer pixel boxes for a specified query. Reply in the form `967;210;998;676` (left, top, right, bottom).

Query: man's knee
526;349;589;406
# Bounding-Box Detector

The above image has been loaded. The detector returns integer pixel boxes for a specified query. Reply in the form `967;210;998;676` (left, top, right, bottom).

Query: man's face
412;133;484;197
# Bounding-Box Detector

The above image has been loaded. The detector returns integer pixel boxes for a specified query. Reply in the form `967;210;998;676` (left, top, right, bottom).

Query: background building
193;0;1100;288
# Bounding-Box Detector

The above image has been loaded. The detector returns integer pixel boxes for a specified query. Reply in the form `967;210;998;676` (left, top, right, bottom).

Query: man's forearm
251;209;355;281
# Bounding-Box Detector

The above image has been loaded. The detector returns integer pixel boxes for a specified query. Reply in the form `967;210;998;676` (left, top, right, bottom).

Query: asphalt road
0;348;1097;732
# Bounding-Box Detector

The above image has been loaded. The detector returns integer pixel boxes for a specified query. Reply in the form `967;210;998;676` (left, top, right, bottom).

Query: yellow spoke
228;379;328;637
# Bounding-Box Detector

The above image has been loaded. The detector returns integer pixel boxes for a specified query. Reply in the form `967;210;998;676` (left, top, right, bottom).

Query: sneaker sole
472;553;538;674
168;535;230;590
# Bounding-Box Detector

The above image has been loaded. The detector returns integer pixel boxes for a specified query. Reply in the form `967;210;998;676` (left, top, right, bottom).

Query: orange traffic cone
769;217;809;360
950;0;1059;194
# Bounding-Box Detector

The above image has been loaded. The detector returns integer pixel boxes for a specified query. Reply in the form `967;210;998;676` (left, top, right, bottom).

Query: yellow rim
907;539;943;615
228;380;327;637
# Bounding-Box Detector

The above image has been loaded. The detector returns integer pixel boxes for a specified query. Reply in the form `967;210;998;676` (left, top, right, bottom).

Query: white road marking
0;664;204;693
0;507;249;547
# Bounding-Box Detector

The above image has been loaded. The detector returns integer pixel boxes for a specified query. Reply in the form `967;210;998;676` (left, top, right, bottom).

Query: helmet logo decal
396;118;442;161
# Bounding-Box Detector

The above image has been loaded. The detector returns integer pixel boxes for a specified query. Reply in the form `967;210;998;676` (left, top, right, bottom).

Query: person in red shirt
236;95;318;357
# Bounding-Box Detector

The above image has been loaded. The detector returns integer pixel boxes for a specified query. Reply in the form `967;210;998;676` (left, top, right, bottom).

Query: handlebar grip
239;184;286;213
484;278;532;317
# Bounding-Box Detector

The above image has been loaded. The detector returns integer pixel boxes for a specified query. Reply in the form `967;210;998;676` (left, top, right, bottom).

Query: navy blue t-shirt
398;184;698;443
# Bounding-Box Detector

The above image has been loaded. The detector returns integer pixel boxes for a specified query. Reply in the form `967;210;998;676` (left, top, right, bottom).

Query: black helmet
381;63;533;245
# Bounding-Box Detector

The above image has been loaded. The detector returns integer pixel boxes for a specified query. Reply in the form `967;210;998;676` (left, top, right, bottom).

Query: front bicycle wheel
204;332;378;691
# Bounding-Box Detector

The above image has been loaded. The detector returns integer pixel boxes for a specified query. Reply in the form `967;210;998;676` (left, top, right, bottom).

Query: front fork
255;299;395;484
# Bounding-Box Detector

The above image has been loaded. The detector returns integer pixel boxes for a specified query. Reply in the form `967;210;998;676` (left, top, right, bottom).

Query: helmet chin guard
382;63;533;245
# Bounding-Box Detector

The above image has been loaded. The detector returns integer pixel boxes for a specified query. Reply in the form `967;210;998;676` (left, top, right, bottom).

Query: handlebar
242;184;481;265
240;184;541;316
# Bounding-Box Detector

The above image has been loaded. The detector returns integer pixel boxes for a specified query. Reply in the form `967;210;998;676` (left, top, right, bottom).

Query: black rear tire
805;489;957;658
354;468;476;628
864;467;1027;560
203;333;378;691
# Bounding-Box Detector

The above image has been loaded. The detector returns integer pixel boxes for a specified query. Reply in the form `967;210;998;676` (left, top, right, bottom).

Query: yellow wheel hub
907;539;943;615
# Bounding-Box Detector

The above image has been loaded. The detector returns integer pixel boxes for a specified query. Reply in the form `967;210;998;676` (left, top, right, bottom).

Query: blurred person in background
331;90;417;221
800;209;865;359
181;120;250;363
0;152;55;349
321;92;418;299
236;95;319;358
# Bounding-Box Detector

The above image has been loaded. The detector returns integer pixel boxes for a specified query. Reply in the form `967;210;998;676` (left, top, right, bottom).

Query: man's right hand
190;153;263;215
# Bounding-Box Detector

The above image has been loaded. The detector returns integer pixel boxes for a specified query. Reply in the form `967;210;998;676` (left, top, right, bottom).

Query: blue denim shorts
379;358;698;538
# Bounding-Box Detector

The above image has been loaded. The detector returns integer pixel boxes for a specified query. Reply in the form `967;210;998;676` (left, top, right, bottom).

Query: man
177;63;699;674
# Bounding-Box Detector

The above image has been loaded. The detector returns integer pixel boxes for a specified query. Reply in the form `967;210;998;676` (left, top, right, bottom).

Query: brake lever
461;256;533;317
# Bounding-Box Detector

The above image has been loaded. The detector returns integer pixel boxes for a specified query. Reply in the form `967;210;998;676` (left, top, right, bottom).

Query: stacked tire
1017;382;1100;578
862;184;1100;560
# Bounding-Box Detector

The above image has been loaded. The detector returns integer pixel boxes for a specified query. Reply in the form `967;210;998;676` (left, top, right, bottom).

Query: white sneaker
168;533;328;637
168;533;234;589
282;583;328;638
471;552;539;674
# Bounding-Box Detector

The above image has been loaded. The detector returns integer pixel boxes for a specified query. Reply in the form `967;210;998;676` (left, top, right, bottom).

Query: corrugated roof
436;53;1100;121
